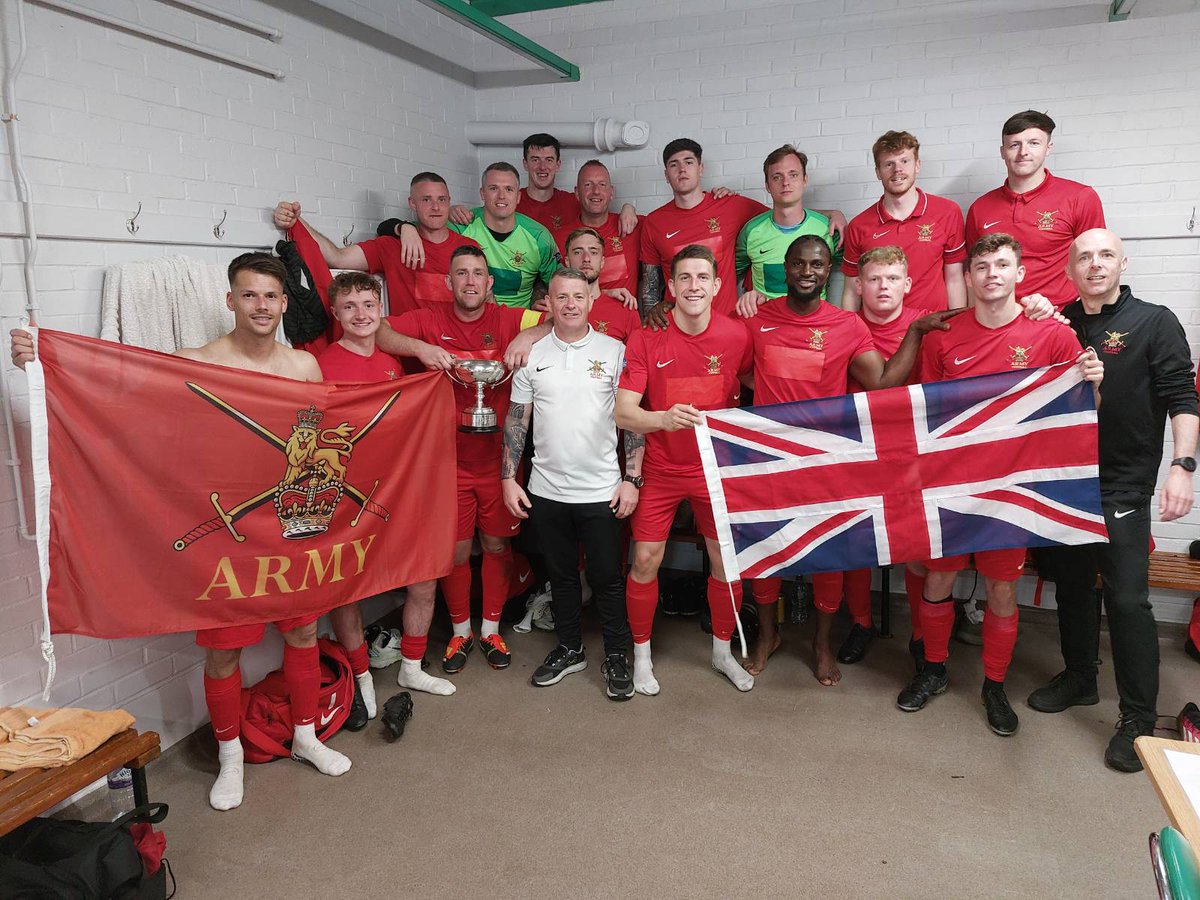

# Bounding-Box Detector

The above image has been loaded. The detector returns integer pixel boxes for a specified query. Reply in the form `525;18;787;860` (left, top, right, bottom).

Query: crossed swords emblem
173;382;400;551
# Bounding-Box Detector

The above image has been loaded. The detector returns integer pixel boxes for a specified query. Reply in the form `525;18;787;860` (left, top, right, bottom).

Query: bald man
1028;229;1198;772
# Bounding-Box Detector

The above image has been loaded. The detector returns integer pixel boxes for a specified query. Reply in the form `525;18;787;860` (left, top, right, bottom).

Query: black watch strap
1171;456;1196;472
623;474;644;488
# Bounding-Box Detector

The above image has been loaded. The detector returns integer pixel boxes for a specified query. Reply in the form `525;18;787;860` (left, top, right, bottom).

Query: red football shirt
641;192;767;318
921;309;1083;382
390;303;539;467
620;312;752;473
518;188;580;234
965;170;1105;308
317;341;402;383
588;294;641;343
841;190;966;312
851;306;926;391
746;299;876;404
555;212;641;296
359;231;480;315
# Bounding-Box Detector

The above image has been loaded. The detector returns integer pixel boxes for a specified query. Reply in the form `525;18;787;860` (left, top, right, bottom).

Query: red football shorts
456;463;520;541
195;613;321;650
925;548;1026;582
631;468;717;542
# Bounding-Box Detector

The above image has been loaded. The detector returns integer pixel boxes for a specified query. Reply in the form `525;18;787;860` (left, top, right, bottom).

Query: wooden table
1135;736;1200;853
0;727;160;837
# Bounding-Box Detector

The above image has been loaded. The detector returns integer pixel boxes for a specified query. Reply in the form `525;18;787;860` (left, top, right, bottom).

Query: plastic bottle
106;766;134;819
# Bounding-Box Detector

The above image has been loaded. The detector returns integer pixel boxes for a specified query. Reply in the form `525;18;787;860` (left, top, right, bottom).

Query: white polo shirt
510;326;624;504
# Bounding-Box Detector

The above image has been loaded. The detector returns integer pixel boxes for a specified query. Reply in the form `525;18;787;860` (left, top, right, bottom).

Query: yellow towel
0;706;135;771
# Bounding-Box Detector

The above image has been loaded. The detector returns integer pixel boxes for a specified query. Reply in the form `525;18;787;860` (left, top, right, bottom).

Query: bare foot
744;633;781;676
813;637;841;686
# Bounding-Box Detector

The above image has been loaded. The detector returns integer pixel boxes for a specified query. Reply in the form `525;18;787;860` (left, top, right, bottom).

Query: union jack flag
696;363;1108;582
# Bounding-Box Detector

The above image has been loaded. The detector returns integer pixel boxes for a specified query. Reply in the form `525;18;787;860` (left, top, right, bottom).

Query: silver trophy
447;359;513;433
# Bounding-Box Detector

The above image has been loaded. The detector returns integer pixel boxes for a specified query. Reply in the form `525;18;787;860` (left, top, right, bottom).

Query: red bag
239;638;353;763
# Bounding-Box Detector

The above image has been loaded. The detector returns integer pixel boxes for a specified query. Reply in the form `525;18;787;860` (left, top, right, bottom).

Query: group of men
10;111;1196;813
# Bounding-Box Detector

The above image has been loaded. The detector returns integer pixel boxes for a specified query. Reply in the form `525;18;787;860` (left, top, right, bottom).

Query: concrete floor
126;602;1194;899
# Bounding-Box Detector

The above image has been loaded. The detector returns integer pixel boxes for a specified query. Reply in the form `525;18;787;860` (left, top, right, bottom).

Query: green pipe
418;0;580;81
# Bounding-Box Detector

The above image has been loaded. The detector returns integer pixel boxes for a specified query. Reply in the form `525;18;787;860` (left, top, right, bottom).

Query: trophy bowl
447;358;512;433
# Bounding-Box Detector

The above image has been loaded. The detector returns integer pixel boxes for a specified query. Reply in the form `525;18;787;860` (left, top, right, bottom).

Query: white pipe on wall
157;0;282;42
466;118;650;152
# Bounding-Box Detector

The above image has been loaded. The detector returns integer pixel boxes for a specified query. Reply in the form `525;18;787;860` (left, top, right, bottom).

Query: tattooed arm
639;263;669;327
500;400;534;518
624;429;645;479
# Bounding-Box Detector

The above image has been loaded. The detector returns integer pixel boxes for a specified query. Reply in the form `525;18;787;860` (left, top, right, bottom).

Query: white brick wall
472;0;1200;621
0;0;482;747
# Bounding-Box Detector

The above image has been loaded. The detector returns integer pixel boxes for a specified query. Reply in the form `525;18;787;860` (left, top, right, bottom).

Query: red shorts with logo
195;613;321;650
457;464;520;542
924;548;1026;582
631;468;717;542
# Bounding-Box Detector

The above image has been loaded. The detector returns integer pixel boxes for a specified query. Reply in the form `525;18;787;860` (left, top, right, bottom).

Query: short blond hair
858;246;908;271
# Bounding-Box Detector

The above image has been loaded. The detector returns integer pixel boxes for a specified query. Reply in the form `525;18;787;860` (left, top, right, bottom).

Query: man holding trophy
388;245;544;673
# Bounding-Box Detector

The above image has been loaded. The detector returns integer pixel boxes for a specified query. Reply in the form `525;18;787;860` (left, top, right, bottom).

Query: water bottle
106;766;134;819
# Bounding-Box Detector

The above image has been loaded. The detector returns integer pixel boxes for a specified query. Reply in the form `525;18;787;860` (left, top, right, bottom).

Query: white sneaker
368;627;404;668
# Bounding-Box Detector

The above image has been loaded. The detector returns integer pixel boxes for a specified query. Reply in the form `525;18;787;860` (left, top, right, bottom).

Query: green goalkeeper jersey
735;209;841;299
451;211;560;308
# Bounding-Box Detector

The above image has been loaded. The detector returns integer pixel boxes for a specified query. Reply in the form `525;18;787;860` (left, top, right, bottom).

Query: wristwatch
1171;457;1197;472
623;474;644;488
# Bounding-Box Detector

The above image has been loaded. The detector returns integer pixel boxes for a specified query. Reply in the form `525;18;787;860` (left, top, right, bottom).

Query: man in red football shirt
738;236;959;685
316;272;455;703
841;131;967;313
898;233;1103;737
966;111;1105;308
616;245;755;694
273;172;479;315
388;245;544;674
639;138;768;320
565;227;643;343
552;160;642;304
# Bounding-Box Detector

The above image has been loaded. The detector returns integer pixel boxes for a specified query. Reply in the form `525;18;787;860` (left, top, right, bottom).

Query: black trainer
1105;714;1154;772
344;679;369;732
982;679;1018;736
836;623;878;665
602;653;633;701
531;645;587;687
896;665;948;712
908;638;926;675
1027;669;1099;713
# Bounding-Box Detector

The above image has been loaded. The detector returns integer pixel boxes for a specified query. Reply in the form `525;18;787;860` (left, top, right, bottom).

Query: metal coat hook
126;202;142;235
341;223;355;247
213;209;228;240
1188;207;1196;233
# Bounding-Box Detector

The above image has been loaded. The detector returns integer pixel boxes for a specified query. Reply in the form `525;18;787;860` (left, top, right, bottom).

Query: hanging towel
99;257;232;353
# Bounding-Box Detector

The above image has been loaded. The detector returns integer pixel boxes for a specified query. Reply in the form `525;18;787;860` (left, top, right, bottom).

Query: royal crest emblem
1009;345;1031;368
1036;210;1058;231
706;353;723;375
1102;330;1129;354
482;332;495;347
595;320;608;334
512;251;524;265
588;359;607;379
809;328;827;351
610;236;623;253
707;217;720;234
551;215;562;230
174;386;398;551
385;369;397;380
916;224;934;242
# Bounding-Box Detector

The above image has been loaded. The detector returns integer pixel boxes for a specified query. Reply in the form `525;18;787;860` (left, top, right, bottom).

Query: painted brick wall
471;0;1200;619
0;0;481;746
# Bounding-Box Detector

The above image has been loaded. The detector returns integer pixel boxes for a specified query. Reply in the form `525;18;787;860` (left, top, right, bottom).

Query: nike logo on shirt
1113;509;1137;519
440;335;456;341
953;355;976;365
760;326;780;332
665;230;681;239
872;230;891;239
536;365;553;372
758;248;770;254
656;359;675;368
983;220;1001;229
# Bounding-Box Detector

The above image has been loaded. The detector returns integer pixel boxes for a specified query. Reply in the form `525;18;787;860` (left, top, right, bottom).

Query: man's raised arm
274;201;368;271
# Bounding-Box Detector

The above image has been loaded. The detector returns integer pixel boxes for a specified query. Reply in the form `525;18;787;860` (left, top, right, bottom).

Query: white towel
99;256;232;353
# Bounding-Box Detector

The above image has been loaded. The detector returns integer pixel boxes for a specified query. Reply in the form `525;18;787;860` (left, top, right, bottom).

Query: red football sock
626;575;658;644
905;569;925;641
440;561;472;625
981;607;1019;682
844;568;874;628
707;577;743;641
401;633;428;661
481;547;513;623
344;641;369;677
203;669;242;741
750;577;782;608
920;596;955;664
811;571;843;616
283;643;320;728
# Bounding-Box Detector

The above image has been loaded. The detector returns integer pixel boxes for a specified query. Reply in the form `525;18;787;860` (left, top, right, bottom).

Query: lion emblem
281;406;355;486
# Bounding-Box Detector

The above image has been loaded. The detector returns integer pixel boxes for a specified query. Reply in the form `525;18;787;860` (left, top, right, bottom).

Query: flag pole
25;327;56;697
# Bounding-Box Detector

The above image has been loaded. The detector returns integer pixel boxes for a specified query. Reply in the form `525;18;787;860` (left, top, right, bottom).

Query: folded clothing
0;706;135;771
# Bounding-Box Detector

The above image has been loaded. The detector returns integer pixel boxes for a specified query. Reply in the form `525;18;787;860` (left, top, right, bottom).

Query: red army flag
26;329;455;641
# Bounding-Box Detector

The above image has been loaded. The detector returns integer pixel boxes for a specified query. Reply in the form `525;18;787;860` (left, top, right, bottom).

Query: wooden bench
0;727;160;837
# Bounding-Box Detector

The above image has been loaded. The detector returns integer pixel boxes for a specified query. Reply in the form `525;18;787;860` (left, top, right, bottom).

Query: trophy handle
445;365;471;389
495;367;515;387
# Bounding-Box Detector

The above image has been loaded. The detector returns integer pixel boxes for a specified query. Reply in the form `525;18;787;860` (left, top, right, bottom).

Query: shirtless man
11;253;351;811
